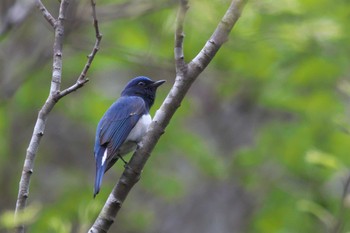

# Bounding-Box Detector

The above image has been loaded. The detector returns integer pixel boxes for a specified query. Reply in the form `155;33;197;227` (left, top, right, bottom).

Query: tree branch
174;0;188;76
14;0;102;232
14;1;69;231
54;0;102;101
35;0;56;28
88;0;247;232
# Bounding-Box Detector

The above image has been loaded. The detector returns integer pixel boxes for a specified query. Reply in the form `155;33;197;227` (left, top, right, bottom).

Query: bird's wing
98;96;146;158
93;96;146;196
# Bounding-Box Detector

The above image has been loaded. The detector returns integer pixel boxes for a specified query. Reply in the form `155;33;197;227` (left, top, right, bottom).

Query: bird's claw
117;155;128;166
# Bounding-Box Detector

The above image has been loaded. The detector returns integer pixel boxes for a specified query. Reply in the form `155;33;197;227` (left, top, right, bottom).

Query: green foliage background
1;0;350;232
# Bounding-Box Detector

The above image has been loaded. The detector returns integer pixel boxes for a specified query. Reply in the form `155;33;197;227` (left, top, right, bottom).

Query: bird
93;76;165;197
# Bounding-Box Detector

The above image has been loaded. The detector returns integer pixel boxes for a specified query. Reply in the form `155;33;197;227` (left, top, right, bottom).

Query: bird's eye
138;82;145;86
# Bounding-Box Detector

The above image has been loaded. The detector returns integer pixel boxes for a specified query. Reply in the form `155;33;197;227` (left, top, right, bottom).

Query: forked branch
14;1;102;232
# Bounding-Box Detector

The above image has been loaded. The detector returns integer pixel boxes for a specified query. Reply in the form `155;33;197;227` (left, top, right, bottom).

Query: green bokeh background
1;0;350;232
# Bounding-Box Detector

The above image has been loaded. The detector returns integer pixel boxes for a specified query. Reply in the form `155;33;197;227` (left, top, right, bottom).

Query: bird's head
121;76;166;108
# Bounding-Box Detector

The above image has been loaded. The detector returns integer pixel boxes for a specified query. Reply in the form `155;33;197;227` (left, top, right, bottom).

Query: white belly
126;114;152;142
119;114;152;155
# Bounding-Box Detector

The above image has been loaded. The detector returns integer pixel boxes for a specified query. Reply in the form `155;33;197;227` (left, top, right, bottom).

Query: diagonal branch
88;0;247;232
54;0;102;101
35;0;56;28
14;0;102;232
174;0;188;76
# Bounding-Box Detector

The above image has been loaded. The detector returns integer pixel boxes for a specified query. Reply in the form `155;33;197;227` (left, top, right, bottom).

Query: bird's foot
117;155;128;166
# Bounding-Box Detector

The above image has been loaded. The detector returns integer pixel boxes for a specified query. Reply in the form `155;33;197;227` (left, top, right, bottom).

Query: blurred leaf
337;80;350;97
277;18;342;50
258;0;303;14
77;201;102;233
305;149;343;170
297;199;336;229
47;217;72;233
0;203;41;230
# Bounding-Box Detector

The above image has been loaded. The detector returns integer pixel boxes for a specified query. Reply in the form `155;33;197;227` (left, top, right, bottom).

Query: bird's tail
94;148;107;198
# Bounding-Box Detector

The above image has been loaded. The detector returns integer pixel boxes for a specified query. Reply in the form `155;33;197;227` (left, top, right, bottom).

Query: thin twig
35;0;56;27
88;0;247;232
91;0;102;40
54;0;102;101
174;0;188;76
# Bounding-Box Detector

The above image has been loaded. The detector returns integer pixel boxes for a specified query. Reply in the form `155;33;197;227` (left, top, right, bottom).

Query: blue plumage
93;76;165;197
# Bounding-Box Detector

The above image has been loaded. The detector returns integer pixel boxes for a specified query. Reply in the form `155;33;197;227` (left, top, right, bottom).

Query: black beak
150;80;166;88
